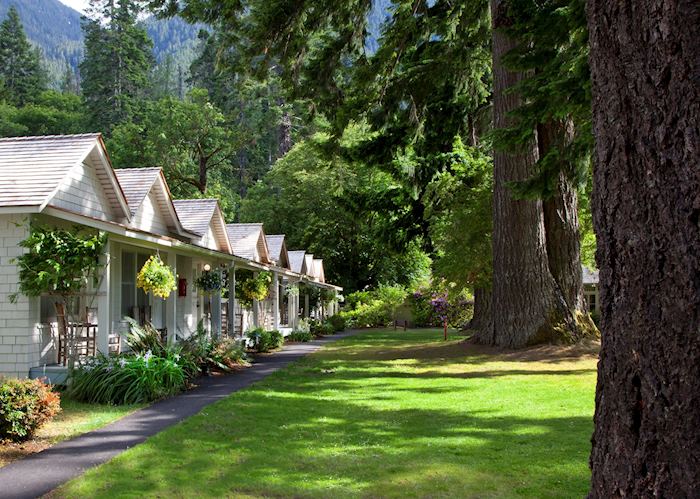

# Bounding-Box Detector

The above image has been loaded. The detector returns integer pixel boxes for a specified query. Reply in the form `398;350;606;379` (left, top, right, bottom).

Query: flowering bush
409;281;473;329
0;378;61;442
136;255;177;299
69;351;187;405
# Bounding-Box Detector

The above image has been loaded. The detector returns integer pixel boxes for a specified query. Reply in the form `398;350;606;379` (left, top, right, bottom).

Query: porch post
287;282;295;330
211;267;222;337
96;239;112;355
165;251;177;345
228;264;236;336
304;292;309;318
272;272;280;330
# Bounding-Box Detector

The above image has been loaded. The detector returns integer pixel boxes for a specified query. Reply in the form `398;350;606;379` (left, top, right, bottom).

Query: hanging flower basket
242;271;272;303
285;284;299;297
136;255;177;299
195;270;223;295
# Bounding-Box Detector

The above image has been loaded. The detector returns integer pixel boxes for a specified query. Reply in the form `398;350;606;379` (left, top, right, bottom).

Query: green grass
1;398;143;467
55;329;598;498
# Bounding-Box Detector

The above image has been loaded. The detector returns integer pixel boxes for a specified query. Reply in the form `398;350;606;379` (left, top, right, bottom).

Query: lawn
0;398;143;468
55;329;598;498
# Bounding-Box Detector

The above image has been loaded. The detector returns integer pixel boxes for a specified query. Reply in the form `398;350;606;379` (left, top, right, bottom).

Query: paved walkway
0;332;355;499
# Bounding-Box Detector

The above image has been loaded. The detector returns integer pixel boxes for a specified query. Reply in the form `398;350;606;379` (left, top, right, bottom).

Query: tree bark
487;0;580;348
538;120;595;337
587;0;700;496
467;287;492;340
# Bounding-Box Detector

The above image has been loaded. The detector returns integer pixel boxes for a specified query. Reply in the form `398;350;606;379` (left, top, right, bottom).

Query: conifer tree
0;6;47;106
80;0;154;134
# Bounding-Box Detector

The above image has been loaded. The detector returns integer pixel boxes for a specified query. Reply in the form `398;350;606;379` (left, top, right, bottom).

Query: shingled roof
288;250;306;274
265;235;289;269
114;168;162;216
582;266;599;285
226;223;269;262
172;199;218;236
0;134;129;218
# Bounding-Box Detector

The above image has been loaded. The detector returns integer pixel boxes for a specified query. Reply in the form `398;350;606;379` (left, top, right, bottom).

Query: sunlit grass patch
55;329;597;498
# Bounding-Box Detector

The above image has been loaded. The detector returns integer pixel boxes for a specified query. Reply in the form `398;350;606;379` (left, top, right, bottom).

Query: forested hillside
0;0;202;86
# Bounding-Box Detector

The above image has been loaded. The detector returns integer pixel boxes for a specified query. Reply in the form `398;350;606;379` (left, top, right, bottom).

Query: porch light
203;264;211;271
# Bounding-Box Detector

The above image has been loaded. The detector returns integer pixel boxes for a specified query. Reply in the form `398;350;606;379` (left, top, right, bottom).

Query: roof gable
304;254;315;278
0;134;130;220
114;167;161;216
115;168;192;238
226;223;270;263
288;250;307;274
313;258;325;283
173;199;231;252
266;235;289;269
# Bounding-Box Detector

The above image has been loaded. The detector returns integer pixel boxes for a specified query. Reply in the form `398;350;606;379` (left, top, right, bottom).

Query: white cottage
0;134;341;380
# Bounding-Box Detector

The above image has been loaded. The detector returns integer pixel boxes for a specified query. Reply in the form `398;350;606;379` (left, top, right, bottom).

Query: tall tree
0;6;46;106
109;88;239;200
472;0;596;347
586;0;699;495
80;0;154;134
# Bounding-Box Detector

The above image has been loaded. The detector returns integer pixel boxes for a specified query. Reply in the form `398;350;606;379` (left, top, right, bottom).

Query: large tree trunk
539;120;597;338
467;287;492;339
587;0;700;496
486;0;578;348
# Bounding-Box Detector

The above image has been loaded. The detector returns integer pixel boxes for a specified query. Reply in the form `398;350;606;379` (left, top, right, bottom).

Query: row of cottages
0;134;341;380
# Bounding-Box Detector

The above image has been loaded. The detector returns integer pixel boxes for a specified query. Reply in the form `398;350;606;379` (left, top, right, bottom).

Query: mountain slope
0;0;83;81
0;0;203;87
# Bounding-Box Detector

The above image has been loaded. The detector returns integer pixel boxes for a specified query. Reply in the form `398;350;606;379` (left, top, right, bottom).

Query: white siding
50;162;113;221
0;214;42;378
131;189;170;235
199;226;219;251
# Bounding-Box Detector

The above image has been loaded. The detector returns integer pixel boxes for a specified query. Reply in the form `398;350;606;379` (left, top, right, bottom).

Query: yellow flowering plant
136;255;177;299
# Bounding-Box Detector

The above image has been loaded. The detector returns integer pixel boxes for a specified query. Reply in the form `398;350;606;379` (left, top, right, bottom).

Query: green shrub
0;378;61;442
327;314;346;332
308;319;324;337
321;321;335;335
69;351;186;405
246;328;284;352
287;331;313;342
340;299;390;328
179;324;248;375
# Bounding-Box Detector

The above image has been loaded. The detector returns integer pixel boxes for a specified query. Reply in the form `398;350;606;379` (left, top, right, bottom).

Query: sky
58;0;88;13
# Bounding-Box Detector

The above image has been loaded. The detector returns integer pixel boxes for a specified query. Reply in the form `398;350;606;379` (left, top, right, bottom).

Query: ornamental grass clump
0;378;61;442
136;255;177;299
69;352;186;405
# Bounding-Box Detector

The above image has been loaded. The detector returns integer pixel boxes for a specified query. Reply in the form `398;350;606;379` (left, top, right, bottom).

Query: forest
0;0;697;495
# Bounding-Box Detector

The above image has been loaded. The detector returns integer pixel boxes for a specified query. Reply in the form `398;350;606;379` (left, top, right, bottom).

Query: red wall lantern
178;278;187;297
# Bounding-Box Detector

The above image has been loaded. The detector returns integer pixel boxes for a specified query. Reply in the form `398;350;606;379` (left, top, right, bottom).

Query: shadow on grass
58;330;596;498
